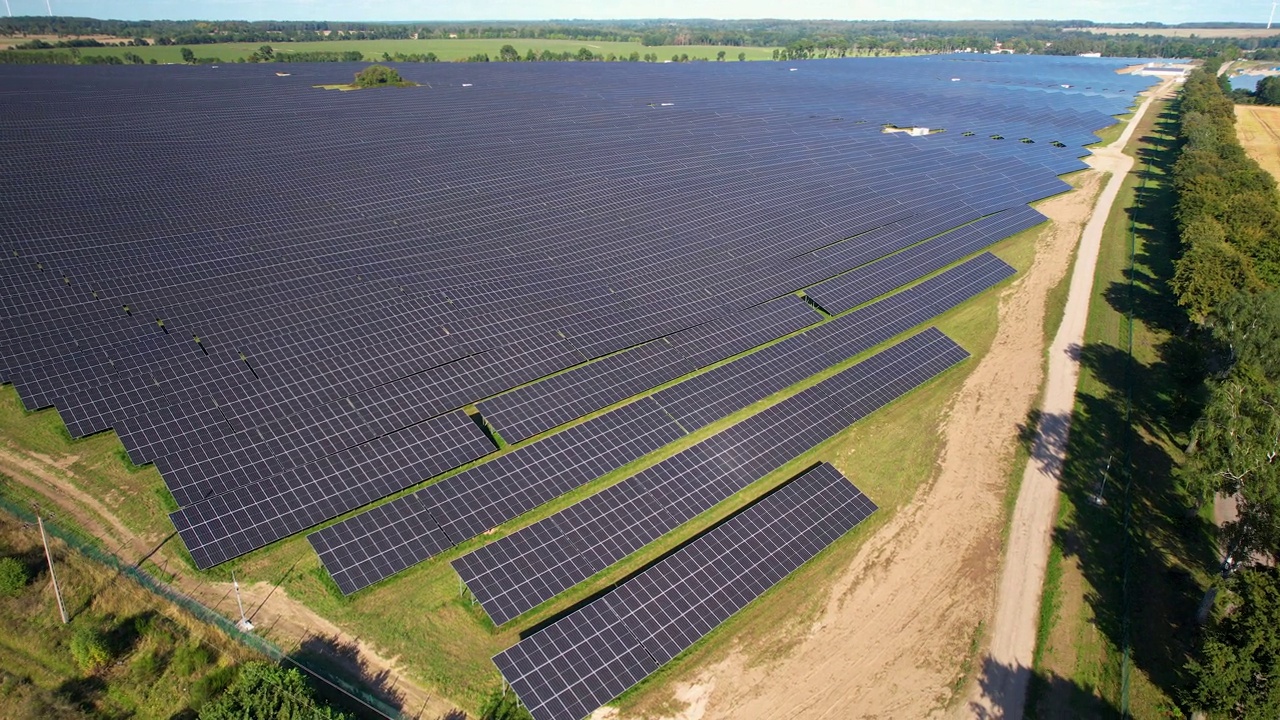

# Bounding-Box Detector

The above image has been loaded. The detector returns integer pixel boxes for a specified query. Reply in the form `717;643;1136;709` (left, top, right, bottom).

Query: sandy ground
607;154;1107;720
969;78;1176;720
1234;104;1280;184
0;440;461;720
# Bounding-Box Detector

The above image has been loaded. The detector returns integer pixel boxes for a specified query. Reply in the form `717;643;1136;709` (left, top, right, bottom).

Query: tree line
2;16;1278;59
1167;58;1280;717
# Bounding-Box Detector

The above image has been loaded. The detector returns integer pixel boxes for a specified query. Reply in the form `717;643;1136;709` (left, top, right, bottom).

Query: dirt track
968;79;1175;719
614;164;1106;720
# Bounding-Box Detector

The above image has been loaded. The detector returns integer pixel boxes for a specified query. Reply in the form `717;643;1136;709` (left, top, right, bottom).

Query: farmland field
1067;26;1280;38
8;38;781;63
1235;103;1280;183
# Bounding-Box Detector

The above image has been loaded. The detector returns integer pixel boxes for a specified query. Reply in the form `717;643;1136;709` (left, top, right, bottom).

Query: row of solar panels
494;461;877;720
459;327;969;625
309;252;1015;596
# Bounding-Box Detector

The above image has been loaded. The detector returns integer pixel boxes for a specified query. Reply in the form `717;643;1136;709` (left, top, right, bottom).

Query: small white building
1136;63;1192;78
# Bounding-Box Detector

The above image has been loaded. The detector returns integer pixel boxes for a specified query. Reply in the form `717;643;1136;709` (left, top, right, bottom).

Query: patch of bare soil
616;169;1105;720
0;441;461;720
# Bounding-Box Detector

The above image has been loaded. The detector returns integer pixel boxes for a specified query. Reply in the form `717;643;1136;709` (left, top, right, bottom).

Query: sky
4;0;1271;24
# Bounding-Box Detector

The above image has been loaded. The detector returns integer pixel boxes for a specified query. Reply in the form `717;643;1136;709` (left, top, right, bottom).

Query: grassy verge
0;509;260;719
1026;99;1216;718
1089;114;1133;148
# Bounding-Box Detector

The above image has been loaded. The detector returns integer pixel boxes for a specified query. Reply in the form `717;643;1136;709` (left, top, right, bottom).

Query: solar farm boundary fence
0;492;410;720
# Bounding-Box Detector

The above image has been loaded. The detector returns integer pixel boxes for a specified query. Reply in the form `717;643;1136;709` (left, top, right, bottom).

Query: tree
524;48;536;62
180;47;194;63
352;64;404;88
1182;292;1280;560
1259;76;1280;106
1173;240;1263;319
738;51;746;61
257;44;273;60
628;51;640;62
576;46;594;61
1186;566;1280;716
499;44;520;62
716;50;726;61
0;556;28;596
198;662;349;720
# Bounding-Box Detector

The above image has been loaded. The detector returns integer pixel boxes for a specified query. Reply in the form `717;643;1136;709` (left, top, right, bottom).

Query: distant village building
1136;63;1193;79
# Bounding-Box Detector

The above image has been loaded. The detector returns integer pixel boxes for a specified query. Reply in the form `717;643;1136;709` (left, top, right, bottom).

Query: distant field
0;33;124;49
8;38;781;63
1067;26;1280;38
1235;103;1280;182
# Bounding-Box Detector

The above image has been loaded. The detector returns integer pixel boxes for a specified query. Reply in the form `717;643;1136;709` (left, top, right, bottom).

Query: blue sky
5;0;1270;24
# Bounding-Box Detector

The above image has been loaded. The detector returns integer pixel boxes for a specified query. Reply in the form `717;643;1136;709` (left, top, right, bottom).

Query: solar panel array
457;327;965;625
0;55;1153;573
493;462;875;720
309;252;1012;594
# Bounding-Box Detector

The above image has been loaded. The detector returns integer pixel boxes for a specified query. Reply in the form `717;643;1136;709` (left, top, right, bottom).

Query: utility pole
37;514;68;624
231;571;253;631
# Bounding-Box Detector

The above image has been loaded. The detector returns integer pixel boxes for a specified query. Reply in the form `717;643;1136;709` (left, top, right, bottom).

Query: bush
0;556;29;596
197;662;348;719
69;627;112;673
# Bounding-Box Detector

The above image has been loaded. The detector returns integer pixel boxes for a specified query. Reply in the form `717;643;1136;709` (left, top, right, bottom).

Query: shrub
69;627;112;673
0;556;29;596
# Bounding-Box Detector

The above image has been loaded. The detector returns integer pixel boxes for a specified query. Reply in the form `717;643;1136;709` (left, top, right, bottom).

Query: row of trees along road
1174;58;1280;717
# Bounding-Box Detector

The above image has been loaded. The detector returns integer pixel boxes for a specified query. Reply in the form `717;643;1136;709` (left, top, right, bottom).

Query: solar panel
493;462;874;720
456;327;966;625
172;409;495;569
308;254;1010;595
0;56;1155;570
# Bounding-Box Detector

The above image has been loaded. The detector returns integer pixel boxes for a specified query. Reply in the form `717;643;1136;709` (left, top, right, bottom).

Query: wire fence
0;492;409;720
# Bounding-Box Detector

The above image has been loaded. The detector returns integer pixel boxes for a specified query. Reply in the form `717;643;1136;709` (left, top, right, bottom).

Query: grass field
1067;26;1280;38
0;206;1053;717
0;509;261;718
1027;100;1216;718
1234;104;1280;183
11;38;782;63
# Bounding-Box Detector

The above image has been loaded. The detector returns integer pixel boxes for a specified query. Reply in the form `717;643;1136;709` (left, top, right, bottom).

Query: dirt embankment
611;168;1106;720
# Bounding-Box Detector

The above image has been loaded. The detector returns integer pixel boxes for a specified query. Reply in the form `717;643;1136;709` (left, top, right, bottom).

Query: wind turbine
45;0;52;16
3;1;10;17
1271;1;1278;29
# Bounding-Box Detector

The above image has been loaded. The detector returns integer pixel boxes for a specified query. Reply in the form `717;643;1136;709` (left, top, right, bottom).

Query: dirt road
614;146;1109;720
967;78;1176;719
